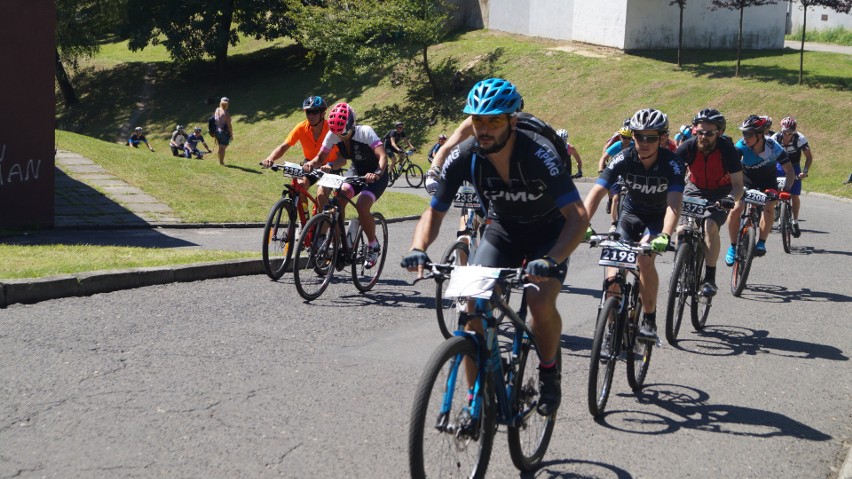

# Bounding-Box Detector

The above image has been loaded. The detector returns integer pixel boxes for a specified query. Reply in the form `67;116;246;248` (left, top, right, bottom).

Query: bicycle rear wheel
730;224;756;297
507;341;558;472
435;241;470;339
690;245;711;330
664;243;690;345
350;212;388;292
387;166;399;187
588;297;619;417
405;164;424;188
293;214;337;301
780;201;792;254
261;198;296;280
409;336;495;479
626;291;651;391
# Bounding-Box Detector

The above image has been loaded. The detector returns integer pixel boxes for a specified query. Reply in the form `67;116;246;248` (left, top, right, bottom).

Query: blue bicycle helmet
463;78;522;115
302;95;327;110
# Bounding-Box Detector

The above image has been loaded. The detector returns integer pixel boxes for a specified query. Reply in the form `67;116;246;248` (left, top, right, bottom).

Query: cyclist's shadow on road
738;283;851;304
673;325;848;361
593;383;831;442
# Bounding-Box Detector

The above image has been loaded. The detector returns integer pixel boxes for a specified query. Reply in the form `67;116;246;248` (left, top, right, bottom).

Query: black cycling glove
718;195;736;209
401;249;430;269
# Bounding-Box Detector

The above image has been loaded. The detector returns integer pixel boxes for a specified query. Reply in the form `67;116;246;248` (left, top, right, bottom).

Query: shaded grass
0;245;257;280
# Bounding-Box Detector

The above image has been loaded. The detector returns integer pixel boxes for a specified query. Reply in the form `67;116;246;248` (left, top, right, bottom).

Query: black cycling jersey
431;130;581;225
596;147;686;217
771;131;810;167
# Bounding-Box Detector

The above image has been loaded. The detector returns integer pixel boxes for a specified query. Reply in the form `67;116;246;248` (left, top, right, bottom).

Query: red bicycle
260;162;321;280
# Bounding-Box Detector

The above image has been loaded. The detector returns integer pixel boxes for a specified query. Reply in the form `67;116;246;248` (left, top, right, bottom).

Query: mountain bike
410;263;558;478
665;197;727;344
292;173;389;301
587;234;658;417
434;184;507;338
730;188;781;297
387;149;424;188
775;177;795;254
260;162;320;280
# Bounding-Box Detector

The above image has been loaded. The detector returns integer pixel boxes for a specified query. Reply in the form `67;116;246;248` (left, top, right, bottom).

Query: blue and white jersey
735;136;790;172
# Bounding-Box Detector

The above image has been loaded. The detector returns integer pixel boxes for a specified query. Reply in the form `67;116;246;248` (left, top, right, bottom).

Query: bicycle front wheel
351;212;389;292
405;164;424;188
261;198;296;280
780;201;792;254
507;341;558;472
293;214;337;301
730;224;756;297
664;243;690;345
435;241;470;339
690;245;711;330
626;291;652;391
409;336;495;479
588;297;619;417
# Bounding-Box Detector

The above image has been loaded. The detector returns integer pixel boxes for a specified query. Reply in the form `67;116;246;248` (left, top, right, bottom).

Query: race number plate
282;162;305;178
776;177;786;189
598;246;639;270
681;196;707;218
444;266;500;300
743;189;767;206
317;173;346;189
453;186;481;208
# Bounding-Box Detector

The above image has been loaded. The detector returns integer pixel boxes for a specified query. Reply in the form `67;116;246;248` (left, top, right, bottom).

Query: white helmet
555;129;569;142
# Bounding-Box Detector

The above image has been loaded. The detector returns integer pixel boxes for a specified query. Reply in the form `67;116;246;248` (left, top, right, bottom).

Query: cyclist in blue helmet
402;77;590;416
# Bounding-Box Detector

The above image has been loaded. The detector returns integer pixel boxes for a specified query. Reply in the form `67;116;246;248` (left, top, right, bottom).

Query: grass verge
786;26;852;46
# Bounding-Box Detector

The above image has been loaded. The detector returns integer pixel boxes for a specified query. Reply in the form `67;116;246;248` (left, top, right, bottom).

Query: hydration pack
515;112;571;170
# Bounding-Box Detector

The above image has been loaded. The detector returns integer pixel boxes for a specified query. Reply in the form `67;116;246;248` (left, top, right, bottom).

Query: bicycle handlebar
588;234;655;255
413;262;528;287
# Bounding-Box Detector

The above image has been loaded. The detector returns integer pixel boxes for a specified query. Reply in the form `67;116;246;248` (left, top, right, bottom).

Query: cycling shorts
682;182;731;228
471;217;569;283
617;210;664;242
776;162;802;195
348;168;389;202
743;166;778;193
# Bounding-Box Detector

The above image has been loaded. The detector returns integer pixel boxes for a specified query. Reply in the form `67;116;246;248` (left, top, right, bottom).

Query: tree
789;0;852;84
671;0;687;67
124;0;305;81
710;0;778;77
56;0;126;106
291;0;453;95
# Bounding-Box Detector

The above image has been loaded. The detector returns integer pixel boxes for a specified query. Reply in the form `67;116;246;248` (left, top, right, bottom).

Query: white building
787;1;852;34
486;0;787;50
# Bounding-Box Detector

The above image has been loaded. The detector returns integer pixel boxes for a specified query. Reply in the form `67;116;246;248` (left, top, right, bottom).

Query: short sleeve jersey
771;131;809;166
321;125;384;175
128;133;147;145
606;140;633;159
735;136;790;173
432;131;582;225
185;133;205;149
285;119;338;163
385;129;407;148
596;147;686;216
171;131;187;146
676;136;742;190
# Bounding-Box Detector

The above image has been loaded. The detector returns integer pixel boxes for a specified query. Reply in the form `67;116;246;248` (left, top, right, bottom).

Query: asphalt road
1;187;850;478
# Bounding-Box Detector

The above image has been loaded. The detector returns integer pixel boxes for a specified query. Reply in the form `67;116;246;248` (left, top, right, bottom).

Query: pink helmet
328;102;356;135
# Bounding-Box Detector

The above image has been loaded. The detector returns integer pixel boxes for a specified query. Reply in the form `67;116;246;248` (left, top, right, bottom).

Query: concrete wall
788;2;852;33
485;0;787;50
445;0;487;30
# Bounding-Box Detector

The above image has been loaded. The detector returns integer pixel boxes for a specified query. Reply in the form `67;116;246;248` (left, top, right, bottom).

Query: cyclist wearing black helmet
262;96;341;208
402;78;589;416
724;115;795;263
583;108;685;343
383;121;415;172
675;108;743;297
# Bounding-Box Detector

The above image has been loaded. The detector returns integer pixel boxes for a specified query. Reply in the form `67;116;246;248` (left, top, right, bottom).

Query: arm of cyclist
780;160;796;192
401;208;447;275
569;146;583;177
651;191;683;252
799;148;813;179
365;144;388;183
262;142;292;168
597;153;610;174
526;201;590;282
428;117;474;175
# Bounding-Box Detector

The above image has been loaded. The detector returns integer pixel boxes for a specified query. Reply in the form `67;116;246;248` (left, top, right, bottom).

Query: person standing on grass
213;97;233;165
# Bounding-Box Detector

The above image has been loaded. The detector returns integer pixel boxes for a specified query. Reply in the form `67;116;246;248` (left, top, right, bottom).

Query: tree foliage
124;0;306;81
789;0;852;84
291;0;453;93
710;0;778;77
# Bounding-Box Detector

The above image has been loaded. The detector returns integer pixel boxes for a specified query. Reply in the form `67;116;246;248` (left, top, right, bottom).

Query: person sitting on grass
183;127;212;159
127;127;155;152
169;125;187;157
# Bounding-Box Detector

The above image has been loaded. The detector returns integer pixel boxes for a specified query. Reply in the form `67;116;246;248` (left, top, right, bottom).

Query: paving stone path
54;149;181;227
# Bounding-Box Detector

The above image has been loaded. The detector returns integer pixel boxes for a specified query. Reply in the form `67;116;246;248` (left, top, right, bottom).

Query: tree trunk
799;7;807;85
55;48;78;106
678;4;684;68
736;5;744;77
421;46;438;96
214;0;235;83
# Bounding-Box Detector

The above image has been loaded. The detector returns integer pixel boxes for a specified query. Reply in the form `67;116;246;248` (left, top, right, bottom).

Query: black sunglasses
633;133;660;143
305;109;323;115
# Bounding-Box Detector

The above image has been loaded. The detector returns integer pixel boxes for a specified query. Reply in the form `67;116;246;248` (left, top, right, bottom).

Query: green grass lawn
0;245;257;280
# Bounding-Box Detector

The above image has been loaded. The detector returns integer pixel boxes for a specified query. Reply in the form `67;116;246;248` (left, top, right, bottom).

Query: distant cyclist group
258;77;815;477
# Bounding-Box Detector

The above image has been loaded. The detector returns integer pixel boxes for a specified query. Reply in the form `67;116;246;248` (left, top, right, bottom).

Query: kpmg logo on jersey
483;177;545;202
625;173;669;194
668;159;683;176
535;146;561;176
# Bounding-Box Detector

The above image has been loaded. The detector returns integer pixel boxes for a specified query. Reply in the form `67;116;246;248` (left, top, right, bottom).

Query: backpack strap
470;153;488;218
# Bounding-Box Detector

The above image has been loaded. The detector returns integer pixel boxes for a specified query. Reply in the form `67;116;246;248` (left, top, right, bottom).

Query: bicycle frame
269;163;320;225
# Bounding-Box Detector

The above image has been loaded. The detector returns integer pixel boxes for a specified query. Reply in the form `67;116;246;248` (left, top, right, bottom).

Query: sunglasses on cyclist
305;109;323;115
471;115;510;129
696;129;719;137
742;132;758;139
782;129;796;134
633;133;660;144
620;135;632;141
